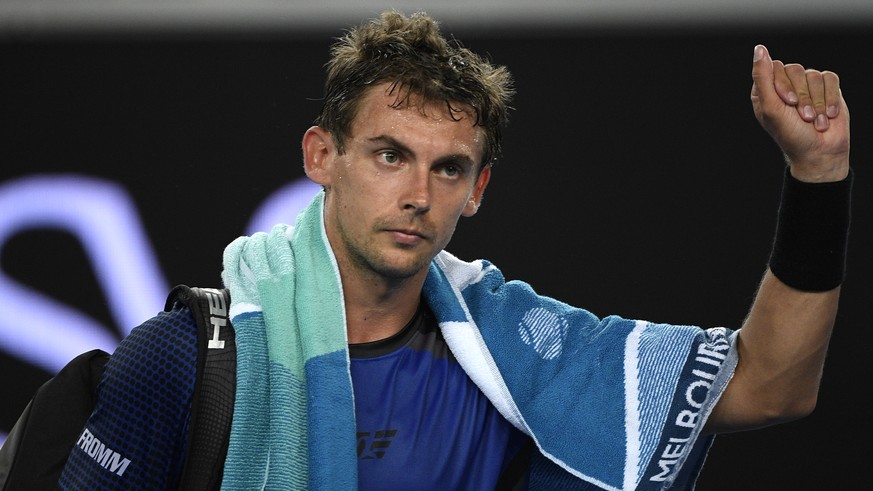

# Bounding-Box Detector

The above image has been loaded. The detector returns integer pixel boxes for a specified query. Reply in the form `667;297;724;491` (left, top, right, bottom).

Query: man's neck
341;270;426;344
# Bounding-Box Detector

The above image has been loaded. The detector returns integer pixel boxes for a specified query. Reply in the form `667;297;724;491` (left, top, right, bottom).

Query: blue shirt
350;303;532;490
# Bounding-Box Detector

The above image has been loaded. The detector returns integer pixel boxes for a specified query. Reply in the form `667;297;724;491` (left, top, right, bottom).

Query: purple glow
246;178;322;235
0;175;168;372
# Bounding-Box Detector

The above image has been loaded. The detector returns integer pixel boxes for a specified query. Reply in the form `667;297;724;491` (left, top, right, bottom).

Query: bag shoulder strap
0;349;110;490
165;285;236;491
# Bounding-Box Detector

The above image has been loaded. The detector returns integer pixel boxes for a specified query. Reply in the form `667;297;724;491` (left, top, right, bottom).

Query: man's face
306;82;490;284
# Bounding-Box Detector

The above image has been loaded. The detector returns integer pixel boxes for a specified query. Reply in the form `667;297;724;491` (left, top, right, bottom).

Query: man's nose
403;169;431;214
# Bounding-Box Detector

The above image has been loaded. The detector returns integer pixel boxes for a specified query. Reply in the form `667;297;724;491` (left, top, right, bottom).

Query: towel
220;191;355;490
220;190;738;490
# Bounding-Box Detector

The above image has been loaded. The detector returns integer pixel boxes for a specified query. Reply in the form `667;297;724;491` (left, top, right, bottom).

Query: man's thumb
751;44;774;103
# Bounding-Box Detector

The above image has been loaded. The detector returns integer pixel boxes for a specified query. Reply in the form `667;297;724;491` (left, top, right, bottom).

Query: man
16;10;855;490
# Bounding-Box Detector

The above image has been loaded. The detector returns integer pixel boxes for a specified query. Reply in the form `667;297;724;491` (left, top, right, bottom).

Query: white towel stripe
623;320;646;490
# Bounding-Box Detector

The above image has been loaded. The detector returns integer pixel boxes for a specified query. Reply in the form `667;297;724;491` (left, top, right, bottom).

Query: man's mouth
387;228;426;245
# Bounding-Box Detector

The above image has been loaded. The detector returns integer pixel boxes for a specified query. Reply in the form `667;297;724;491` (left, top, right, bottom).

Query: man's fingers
784;63;815;122
823;71;841;118
780;62;842;131
772;60;798;106
805;70;829;130
751;43;846;139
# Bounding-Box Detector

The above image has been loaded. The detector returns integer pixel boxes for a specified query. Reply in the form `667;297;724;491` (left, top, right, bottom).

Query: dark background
1;18;870;490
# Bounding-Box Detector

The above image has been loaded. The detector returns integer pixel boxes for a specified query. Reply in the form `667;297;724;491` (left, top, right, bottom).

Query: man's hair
314;10;515;168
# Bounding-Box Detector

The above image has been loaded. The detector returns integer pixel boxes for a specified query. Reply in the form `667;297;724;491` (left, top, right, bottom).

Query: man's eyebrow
367;135;477;168
367;135;413;157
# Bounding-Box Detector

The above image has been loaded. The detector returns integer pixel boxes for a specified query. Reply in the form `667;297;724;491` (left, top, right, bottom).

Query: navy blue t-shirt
350;303;532;490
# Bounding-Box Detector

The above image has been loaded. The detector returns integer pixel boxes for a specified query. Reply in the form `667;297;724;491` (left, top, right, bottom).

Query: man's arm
705;44;851;433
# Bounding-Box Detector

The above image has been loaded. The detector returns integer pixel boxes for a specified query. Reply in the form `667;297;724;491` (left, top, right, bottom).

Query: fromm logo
76;428;131;476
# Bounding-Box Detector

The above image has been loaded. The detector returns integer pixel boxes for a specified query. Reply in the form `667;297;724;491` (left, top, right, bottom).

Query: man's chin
372;255;432;280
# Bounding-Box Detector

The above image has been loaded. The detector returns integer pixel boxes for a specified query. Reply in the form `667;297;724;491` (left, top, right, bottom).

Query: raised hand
750;44;850;182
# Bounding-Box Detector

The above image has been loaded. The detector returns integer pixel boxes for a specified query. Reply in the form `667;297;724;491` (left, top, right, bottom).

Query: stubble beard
347;236;432;282
333;216;432;284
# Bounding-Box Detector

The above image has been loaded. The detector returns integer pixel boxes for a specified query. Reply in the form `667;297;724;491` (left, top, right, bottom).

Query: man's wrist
787;157;850;183
768;166;853;291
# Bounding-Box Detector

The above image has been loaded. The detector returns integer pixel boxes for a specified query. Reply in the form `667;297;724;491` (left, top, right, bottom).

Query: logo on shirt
76;428;132;476
357;429;398;459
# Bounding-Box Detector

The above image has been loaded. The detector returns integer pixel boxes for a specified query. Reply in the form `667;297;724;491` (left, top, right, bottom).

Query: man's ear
462;165;492;217
302;126;334;186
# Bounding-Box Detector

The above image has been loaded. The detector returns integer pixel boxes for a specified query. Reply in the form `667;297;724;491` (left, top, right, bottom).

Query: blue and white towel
220;190;738;490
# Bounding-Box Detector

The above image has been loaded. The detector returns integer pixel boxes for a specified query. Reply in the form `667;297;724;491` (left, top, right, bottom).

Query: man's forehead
350;84;484;153
360;83;476;121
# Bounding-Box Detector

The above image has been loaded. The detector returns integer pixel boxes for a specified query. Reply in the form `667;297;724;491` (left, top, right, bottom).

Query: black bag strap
165;285;236;491
0;349;110;491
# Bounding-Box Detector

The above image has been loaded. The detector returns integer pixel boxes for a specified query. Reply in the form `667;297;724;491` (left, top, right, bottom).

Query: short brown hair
314;10;515;168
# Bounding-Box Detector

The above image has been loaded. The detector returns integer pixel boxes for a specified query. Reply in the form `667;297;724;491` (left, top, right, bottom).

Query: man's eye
440;164;466;178
380;151;400;164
